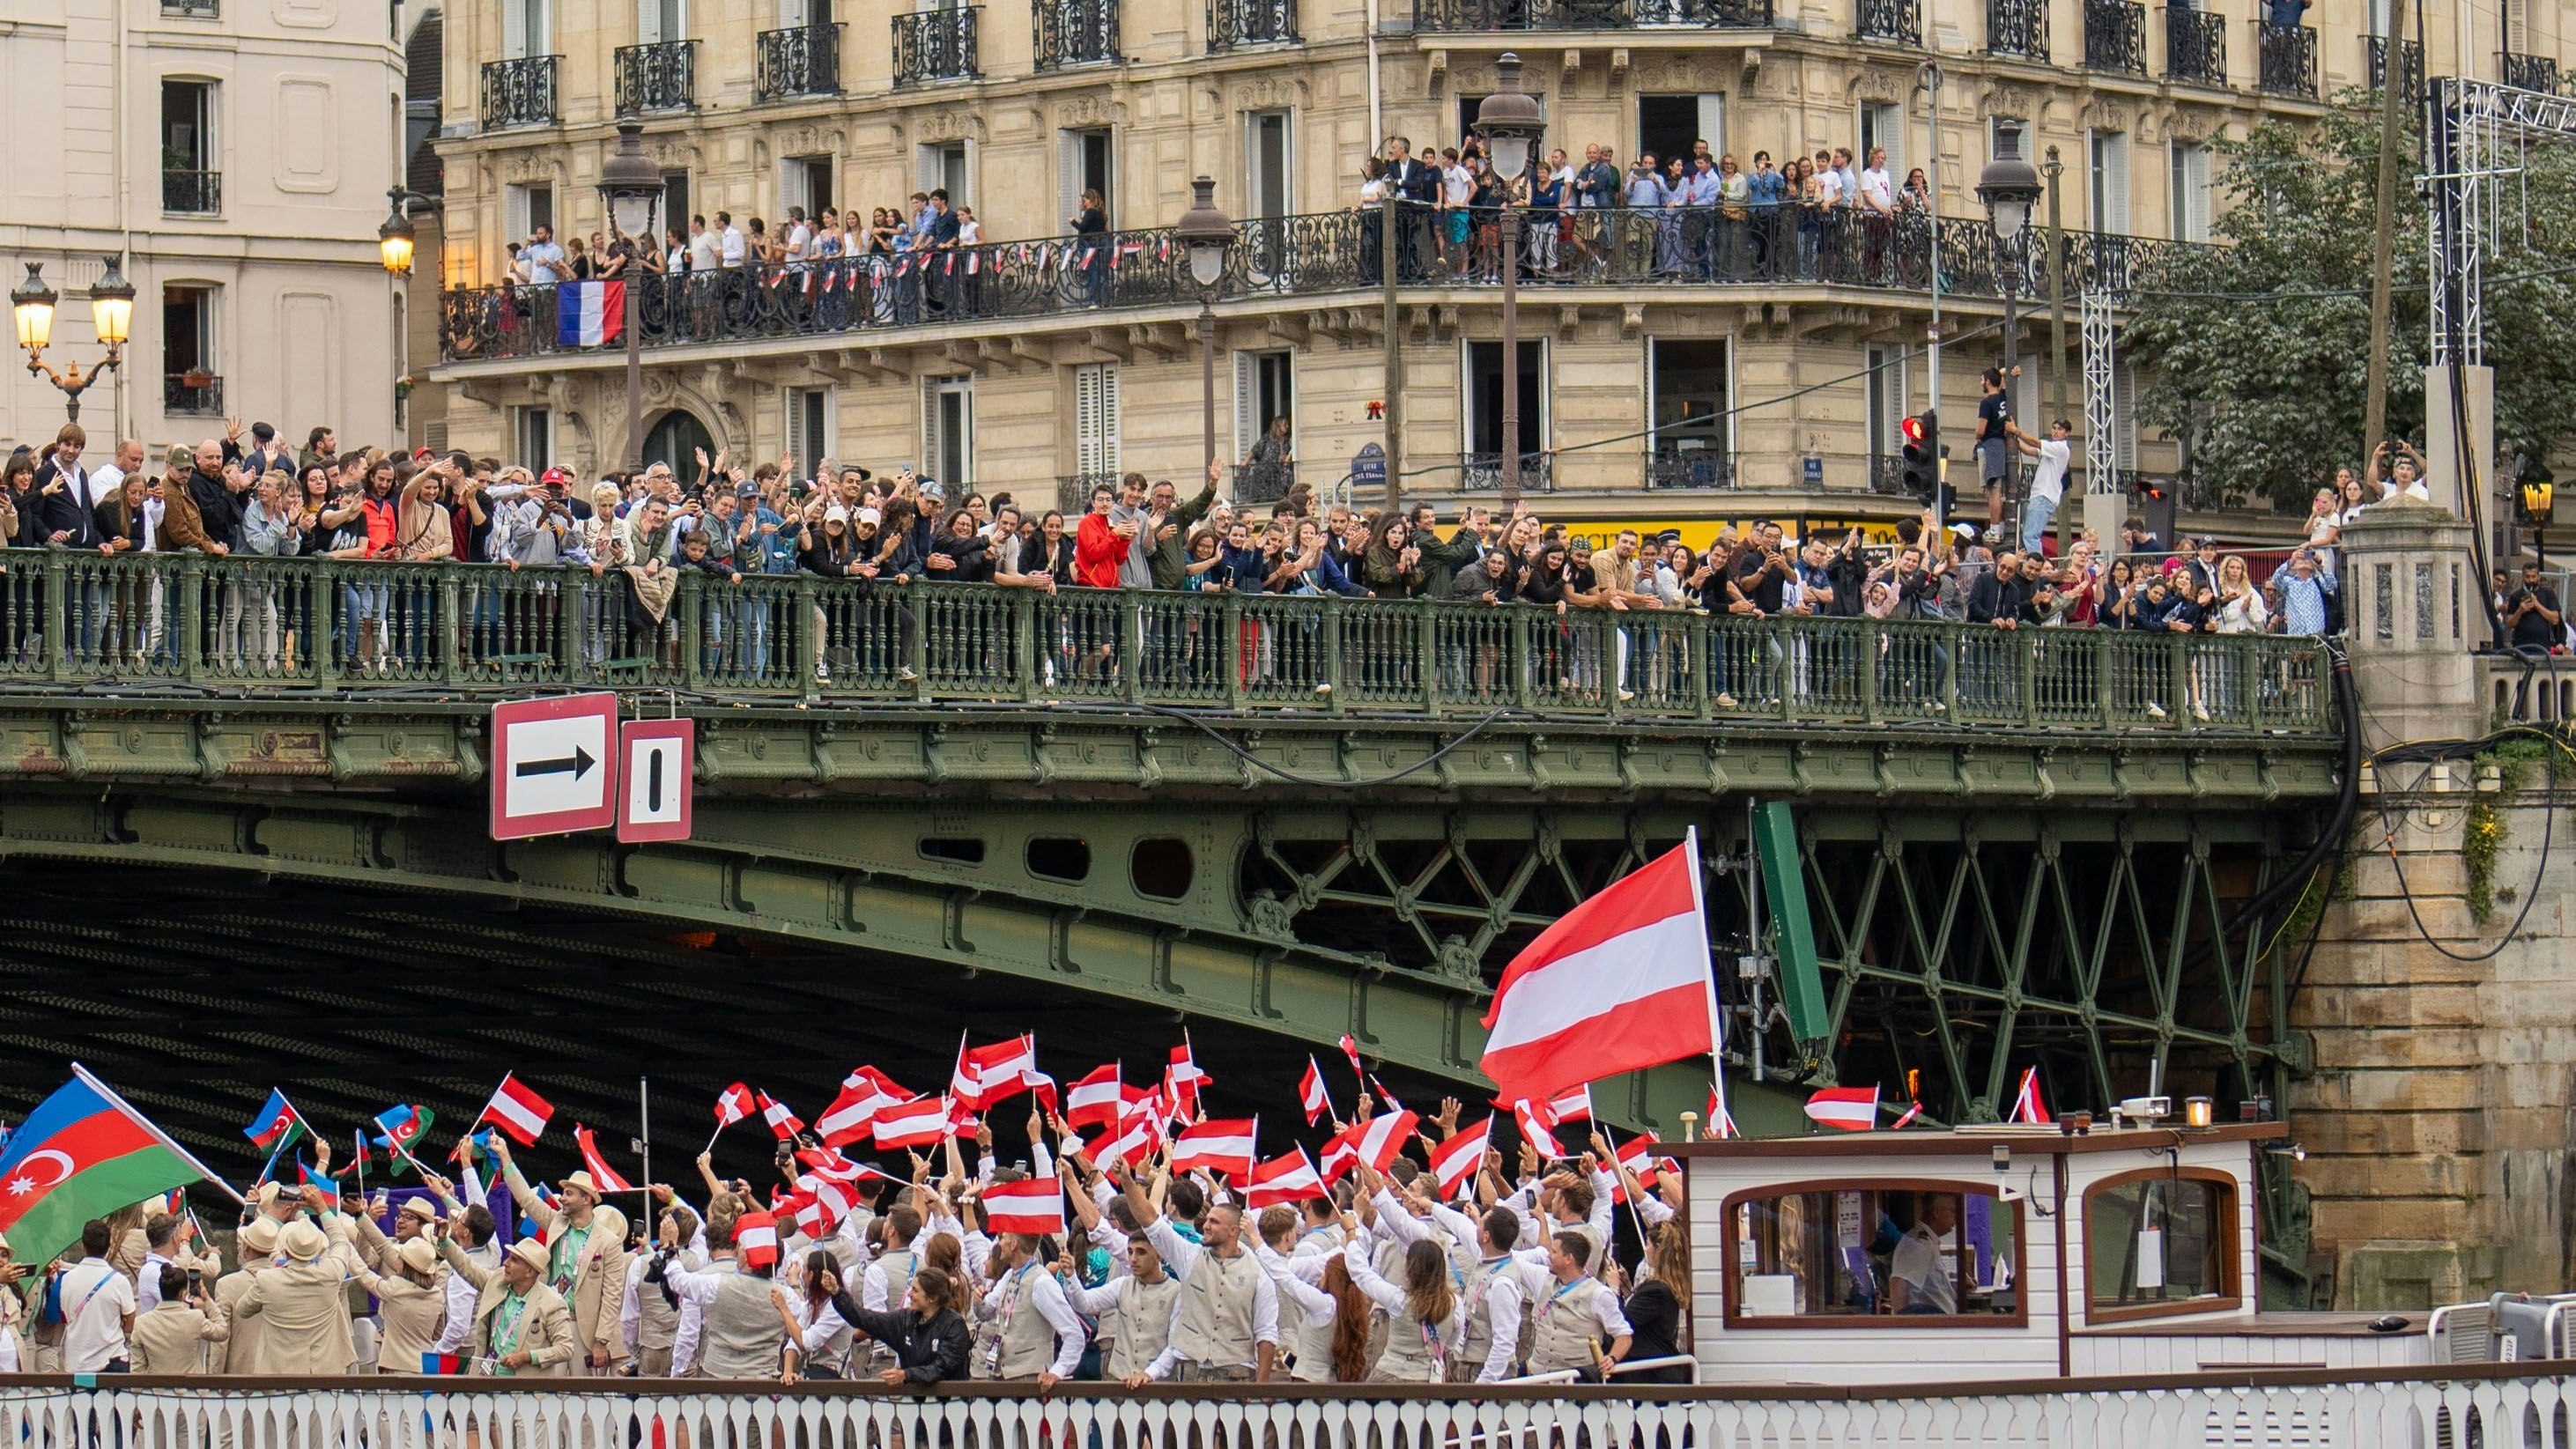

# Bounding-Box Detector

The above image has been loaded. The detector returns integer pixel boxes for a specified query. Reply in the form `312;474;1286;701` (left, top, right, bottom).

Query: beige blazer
339;1248;449;1372
233;1258;357;1374
503;1164;631;1363
128;1301;229;1374
440;1237;576;1377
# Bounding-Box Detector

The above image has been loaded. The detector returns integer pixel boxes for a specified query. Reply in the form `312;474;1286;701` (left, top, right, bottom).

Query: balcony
1855;0;1919;44
757;24;842;100
165;373;222;417
2255;23;2316;96
2364;34;2423;104
614;40;698;114
479;56;559;129
1033;0;1119;67
2165;5;2224;85
1414;0;1770;28
1645;445;1737;490
1209;0;1298;49
1231;462;1297;504
161;169;221;215
893;7;981;85
1462;452;1553;492
2084;0;2145;72
2502;50;2561;93
1986;0;2046;59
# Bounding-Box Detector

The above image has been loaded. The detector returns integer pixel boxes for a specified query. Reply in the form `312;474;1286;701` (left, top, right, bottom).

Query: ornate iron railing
1210;0;1298;47
757;24;842;99
1413;0;1769;30
2502;49;2561;93
478;56;560;129
163;373;222;416
2364;34;2423;103
893;7;981;84
1232;462;1298;504
0;552;2333;733
161;170;221;214
2165;4;2225;85
1461;452;1555;492
1855;0;1919;43
1033;0;1119;67
614;40;698;113
2255;22;2316;96
1986;0;2046;57
1645;446;1738;490
440;209;2204;362
2084;0;2145;71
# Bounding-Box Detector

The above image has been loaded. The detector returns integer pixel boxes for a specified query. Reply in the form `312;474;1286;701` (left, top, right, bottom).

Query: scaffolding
2426;78;2576;365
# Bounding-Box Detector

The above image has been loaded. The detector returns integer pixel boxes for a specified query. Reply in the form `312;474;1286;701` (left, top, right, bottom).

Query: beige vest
987;1263;1060;1379
1447;1254;1515;1382
1173;1246;1261;1371
867;1249;919;1360
1370;1301;1448;1383
635;1251;700;1351
1103;1275;1181;1381
1526;1275;1604;1372
1289;1305;1338;1383
697;1269;783;1380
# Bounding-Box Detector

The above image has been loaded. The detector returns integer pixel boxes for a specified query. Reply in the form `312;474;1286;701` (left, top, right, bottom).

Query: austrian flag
477;1075;554;1148
1171;1119;1257;1179
757;1090;804;1141
981;1178;1066;1237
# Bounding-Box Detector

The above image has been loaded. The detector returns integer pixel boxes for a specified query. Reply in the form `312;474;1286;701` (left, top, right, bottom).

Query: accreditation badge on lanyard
986;1263;1033;1377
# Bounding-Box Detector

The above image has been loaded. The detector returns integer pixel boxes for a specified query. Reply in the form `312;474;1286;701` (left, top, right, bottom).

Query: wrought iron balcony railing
1645;446;1738;490
1461;452;1555;492
1986;0;2046;58
757;24;843;99
1413;0;1770;30
2165;4;2225;85
2363;34;2423;104
893;7;981;84
440;209;2207;363
1231;462;1298;504
164;373;223;417
2255;22;2316;96
1209;0;1298;48
2084;0;2145;72
1855;0;1919;44
1033;0;1119;67
614;40;698;114
2501;49;2561;94
479;55;560;129
161;170;221;215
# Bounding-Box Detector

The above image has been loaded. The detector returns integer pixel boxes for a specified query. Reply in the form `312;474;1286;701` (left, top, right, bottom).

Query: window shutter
779;0;806;26
2115;364;2138;470
2104;135;2131;234
504;0;529;56
637;0;663;44
1077;365;1121;478
922;376;942;477
2184;146;2210;242
1697;94;1726;160
1099;365;1120;477
1059;134;1083;230
1232;351;1258;464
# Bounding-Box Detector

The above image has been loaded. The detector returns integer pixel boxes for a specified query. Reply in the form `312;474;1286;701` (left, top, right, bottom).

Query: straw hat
506;1238;551;1275
398;1196;441;1225
397;1238;441;1276
241;1218;284;1257
281;1221;328;1263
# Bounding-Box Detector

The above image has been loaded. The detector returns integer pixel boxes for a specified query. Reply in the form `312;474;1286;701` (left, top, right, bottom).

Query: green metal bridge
0;553;2338;1274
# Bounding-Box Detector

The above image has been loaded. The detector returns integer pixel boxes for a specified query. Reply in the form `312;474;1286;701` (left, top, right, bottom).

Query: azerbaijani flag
243;1089;308;1153
0;1065;239;1270
557;280;626;347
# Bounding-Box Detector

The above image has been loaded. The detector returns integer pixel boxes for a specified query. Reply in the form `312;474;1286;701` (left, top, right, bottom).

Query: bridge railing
0;1369;2566;1447
0;552;2332;733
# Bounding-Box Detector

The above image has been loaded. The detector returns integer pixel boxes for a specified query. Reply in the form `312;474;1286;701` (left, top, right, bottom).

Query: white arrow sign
491;694;620;839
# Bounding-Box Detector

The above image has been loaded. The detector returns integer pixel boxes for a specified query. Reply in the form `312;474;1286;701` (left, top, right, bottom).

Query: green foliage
2124;94;2576;509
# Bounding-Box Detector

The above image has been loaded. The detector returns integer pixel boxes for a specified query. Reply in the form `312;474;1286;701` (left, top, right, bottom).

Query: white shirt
786;221;812;259
1144;1217;1280;1357
720;225;746;268
687;232;720;271
973;1260;1084;1379
60;1256;137;1372
435;1238;498;1353
1859;166;1894;212
92;462;129;506
2382;476;2431;501
2031;438;2072;505
1816;168;1845;208
137;1251;174;1312
1890;1222;1957;1313
1441;166;1473;206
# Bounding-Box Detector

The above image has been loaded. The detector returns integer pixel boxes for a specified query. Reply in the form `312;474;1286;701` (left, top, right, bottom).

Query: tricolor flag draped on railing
556;280;626;348
0;1065;241;1269
1478;833;1715;1106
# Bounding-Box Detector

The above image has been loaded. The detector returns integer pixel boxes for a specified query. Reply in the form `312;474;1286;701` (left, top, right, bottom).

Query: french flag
556;279;625;348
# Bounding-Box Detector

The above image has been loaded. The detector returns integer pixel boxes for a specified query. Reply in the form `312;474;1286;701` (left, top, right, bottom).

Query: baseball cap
1950;522;1978;540
540;468;572;487
857;506;882;526
824;505;850;524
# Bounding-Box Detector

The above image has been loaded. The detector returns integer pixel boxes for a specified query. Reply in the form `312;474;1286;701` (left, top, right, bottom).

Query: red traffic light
1900;415;1927;445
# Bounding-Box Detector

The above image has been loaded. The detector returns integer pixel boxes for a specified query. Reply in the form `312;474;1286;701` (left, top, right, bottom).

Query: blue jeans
2022;492;2058;557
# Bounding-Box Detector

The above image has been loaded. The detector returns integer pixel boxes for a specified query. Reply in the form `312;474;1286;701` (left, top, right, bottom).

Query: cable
1077;700;1518;788
2362;722;2573;964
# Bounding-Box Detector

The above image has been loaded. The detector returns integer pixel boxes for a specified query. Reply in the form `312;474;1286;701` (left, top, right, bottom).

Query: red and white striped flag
1065;1064;1126;1130
477;1075;554;1148
1425;1116;1492;1200
714;1083;756;1127
757;1090;805;1141
1614;1133;1666;1188
1338;1034;1366;1083
1480;835;1714;1105
1369;1076;1407;1119
818;1068;907;1147
1803;1085;1880;1132
796;1146;897;1187
1317;1122;1362;1185
2010;1068;2048;1125
1706;1083;1740;1140
1171;1118;1257;1179
954;1036;1039;1109
1354;1110;1418;1173
1298;1058;1333;1126
1099;1097;1166;1170
981;1177;1067;1237
1165;1040;1210;1118
573;1124;634;1194
736;1209;780;1269
1513;1098;1565;1159
871;1095;950;1149
1243;1148;1324;1209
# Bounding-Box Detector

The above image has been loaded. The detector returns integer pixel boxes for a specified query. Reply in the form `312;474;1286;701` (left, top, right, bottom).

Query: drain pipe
1366;0;1384;159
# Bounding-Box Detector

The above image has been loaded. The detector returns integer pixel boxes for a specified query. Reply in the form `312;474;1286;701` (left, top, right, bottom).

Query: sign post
617;719;696;843
489;694;620;840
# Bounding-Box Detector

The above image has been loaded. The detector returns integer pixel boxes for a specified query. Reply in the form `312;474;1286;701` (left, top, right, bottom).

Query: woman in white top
1253;1216;1370;1382
790;1248;856;1375
2211;555;2269;634
1339;1234;1462;1384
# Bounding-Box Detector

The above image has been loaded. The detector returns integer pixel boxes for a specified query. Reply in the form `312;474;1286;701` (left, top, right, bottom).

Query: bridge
0;550;2339;1283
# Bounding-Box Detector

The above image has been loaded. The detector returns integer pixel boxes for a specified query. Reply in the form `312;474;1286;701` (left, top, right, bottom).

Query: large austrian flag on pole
1478;834;1714;1105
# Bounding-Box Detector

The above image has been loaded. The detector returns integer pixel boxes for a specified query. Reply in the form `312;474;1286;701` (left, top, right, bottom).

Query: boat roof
1669;1120;2286;1160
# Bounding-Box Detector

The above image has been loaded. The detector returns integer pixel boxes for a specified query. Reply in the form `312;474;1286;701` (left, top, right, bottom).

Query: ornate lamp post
1175;177;1237;478
376;186;447;277
1975;130;2043;522
11;255;135;424
2521;467;2554;567
1474;54;1544;505
597;123;666;473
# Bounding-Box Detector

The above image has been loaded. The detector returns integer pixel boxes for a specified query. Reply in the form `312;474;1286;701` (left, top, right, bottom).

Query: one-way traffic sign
617;718;696;843
491;694;620;839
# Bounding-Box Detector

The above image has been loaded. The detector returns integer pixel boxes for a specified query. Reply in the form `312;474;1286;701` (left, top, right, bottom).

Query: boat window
1724;1183;2022;1326
2084;1170;2238;1318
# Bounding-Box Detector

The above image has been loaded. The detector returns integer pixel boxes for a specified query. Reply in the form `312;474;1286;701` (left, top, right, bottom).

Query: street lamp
377;186;447;277
1976;129;2043;524
11;255;135;424
1474;52;1544;505
2522;466;2555;566
1175;176;1236;481
598;122;665;473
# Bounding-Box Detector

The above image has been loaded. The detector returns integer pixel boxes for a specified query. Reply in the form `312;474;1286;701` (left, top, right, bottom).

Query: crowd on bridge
0;1060;1695;1391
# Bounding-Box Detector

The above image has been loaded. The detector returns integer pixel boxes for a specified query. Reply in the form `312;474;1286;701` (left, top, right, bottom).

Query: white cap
824;505;850;524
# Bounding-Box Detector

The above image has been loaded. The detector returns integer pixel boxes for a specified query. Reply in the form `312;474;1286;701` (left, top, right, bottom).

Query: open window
1723;1181;2024;1327
2084;1167;2240;1322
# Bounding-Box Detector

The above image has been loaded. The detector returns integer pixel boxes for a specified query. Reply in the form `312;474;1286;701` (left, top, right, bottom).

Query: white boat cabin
1674;1122;2435;1386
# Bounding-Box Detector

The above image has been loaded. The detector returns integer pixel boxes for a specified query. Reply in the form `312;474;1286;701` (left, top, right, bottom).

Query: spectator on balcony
2008;417;2074;556
1858;146;1895;278
2276;547;2338;637
687;215;720;273
2268;0;2307;29
1973;367;2013;529
300;426;338;476
718;211;746;269
518;225;566;285
1899;167;1931;212
562;235;595;281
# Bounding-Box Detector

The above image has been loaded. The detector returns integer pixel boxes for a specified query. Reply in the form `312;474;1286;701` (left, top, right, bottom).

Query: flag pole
355;1129;368;1200
1684;827;1731;1142
640;1076;653;1195
68;1063;245;1204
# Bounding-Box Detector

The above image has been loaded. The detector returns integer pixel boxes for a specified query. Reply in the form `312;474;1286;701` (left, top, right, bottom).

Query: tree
2124;98;2576;510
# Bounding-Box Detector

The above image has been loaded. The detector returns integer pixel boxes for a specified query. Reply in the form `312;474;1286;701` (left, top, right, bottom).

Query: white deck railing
1;1369;2566;1449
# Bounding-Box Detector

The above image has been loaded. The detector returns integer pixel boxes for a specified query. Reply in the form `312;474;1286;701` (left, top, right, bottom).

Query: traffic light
2136;472;2177;551
1900;412;1939;500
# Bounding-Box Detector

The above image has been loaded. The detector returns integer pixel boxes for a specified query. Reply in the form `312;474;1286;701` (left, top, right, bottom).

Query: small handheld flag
981;1178;1067;1237
1298;1058;1334;1127
573;1124;635;1194
478;1076;555;1148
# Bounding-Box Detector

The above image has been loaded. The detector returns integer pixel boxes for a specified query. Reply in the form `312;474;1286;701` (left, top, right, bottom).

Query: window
1866;344;1911;462
2364;0;2389;34
503;0;552;55
1075;364;1120;480
507;181;555;240
922;375;973;485
2089;130;2131;233
1060;128;1114;229
1860;101;1905;181
2115;364;2137;470
513;407;555;472
1647;337;1732;482
919;837;986;865
2083;1170;2239;1320
788;386;834;466
662;169;691;240
161;79;218;214
1725;1182;2024;1325
1026;838;1092;882
781;154;833;222
1244;111;1292;218
1233;351;1293;464
1465;340;1545;464
1131;839;1193;899
162;285;218;416
636;0;684;41
917;141;971;210
1636;92;1722;170
2167;141;2211;241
